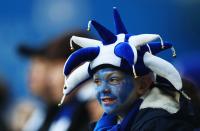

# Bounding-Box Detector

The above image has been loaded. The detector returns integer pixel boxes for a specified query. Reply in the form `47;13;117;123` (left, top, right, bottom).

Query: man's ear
134;73;153;96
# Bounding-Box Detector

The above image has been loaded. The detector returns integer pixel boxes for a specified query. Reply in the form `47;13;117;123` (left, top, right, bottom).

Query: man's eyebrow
93;70;123;79
105;71;121;79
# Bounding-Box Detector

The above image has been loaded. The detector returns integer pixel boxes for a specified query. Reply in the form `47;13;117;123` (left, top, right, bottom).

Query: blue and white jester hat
58;7;185;106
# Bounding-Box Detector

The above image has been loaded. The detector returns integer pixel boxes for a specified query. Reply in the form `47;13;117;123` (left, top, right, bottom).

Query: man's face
46;59;65;103
29;56;48;97
93;68;134;114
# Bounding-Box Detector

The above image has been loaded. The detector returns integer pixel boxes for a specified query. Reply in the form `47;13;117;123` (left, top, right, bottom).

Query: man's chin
102;104;118;114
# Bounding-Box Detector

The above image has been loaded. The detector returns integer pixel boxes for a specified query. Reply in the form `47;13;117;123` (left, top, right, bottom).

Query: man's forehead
93;68;124;77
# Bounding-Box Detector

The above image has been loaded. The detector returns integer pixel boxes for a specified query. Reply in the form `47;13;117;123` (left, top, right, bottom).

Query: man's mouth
101;97;117;105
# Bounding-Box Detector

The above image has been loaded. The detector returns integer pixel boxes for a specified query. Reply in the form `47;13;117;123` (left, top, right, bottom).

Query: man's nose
103;88;111;94
98;82;111;94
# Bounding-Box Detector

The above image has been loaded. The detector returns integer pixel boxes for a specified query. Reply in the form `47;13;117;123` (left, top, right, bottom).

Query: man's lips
101;97;117;105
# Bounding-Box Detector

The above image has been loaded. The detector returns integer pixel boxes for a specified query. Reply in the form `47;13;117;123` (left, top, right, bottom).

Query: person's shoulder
131;108;194;131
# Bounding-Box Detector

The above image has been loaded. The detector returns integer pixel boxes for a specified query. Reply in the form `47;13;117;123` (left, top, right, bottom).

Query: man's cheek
119;82;134;103
110;84;126;103
110;85;124;104
120;89;130;102
110;85;120;96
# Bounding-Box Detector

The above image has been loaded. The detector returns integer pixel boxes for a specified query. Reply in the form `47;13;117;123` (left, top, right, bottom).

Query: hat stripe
59;62;90;106
64;62;90;95
128;34;164;49
143;52;182;91
140;42;172;54
63;47;100;76
70;36;102;49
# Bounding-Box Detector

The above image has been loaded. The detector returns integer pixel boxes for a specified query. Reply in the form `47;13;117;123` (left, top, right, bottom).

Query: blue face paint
93;68;134;114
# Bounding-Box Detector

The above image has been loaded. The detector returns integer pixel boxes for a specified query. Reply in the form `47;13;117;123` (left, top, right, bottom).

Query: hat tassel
171;46;176;57
146;44;152;54
132;65;138;78
87;20;92;31
157;35;164;49
70;37;74;51
58;86;67;106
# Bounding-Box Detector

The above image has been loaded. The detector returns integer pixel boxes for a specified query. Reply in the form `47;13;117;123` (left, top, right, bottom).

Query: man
43;31;92;131
17;43;51;131
18;31;93;131
19;44;50;102
60;8;197;130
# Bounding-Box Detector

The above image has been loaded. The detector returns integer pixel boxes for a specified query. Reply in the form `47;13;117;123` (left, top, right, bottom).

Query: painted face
93;68;135;114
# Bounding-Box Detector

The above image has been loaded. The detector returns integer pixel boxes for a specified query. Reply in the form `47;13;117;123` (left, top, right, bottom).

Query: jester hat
58;7;184;106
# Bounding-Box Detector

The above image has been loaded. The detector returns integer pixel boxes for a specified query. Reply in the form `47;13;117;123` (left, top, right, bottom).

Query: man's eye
94;79;101;85
109;77;120;84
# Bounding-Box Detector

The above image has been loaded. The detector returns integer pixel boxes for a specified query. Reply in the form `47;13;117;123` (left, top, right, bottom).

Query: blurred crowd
0;29;199;131
0;30;104;131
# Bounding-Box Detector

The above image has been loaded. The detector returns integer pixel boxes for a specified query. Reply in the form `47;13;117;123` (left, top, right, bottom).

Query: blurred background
0;0;200;130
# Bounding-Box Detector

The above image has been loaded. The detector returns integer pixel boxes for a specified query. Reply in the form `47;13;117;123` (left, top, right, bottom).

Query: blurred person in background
13;43;52;131
14;30;103;131
18;44;51;102
43;31;101;131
